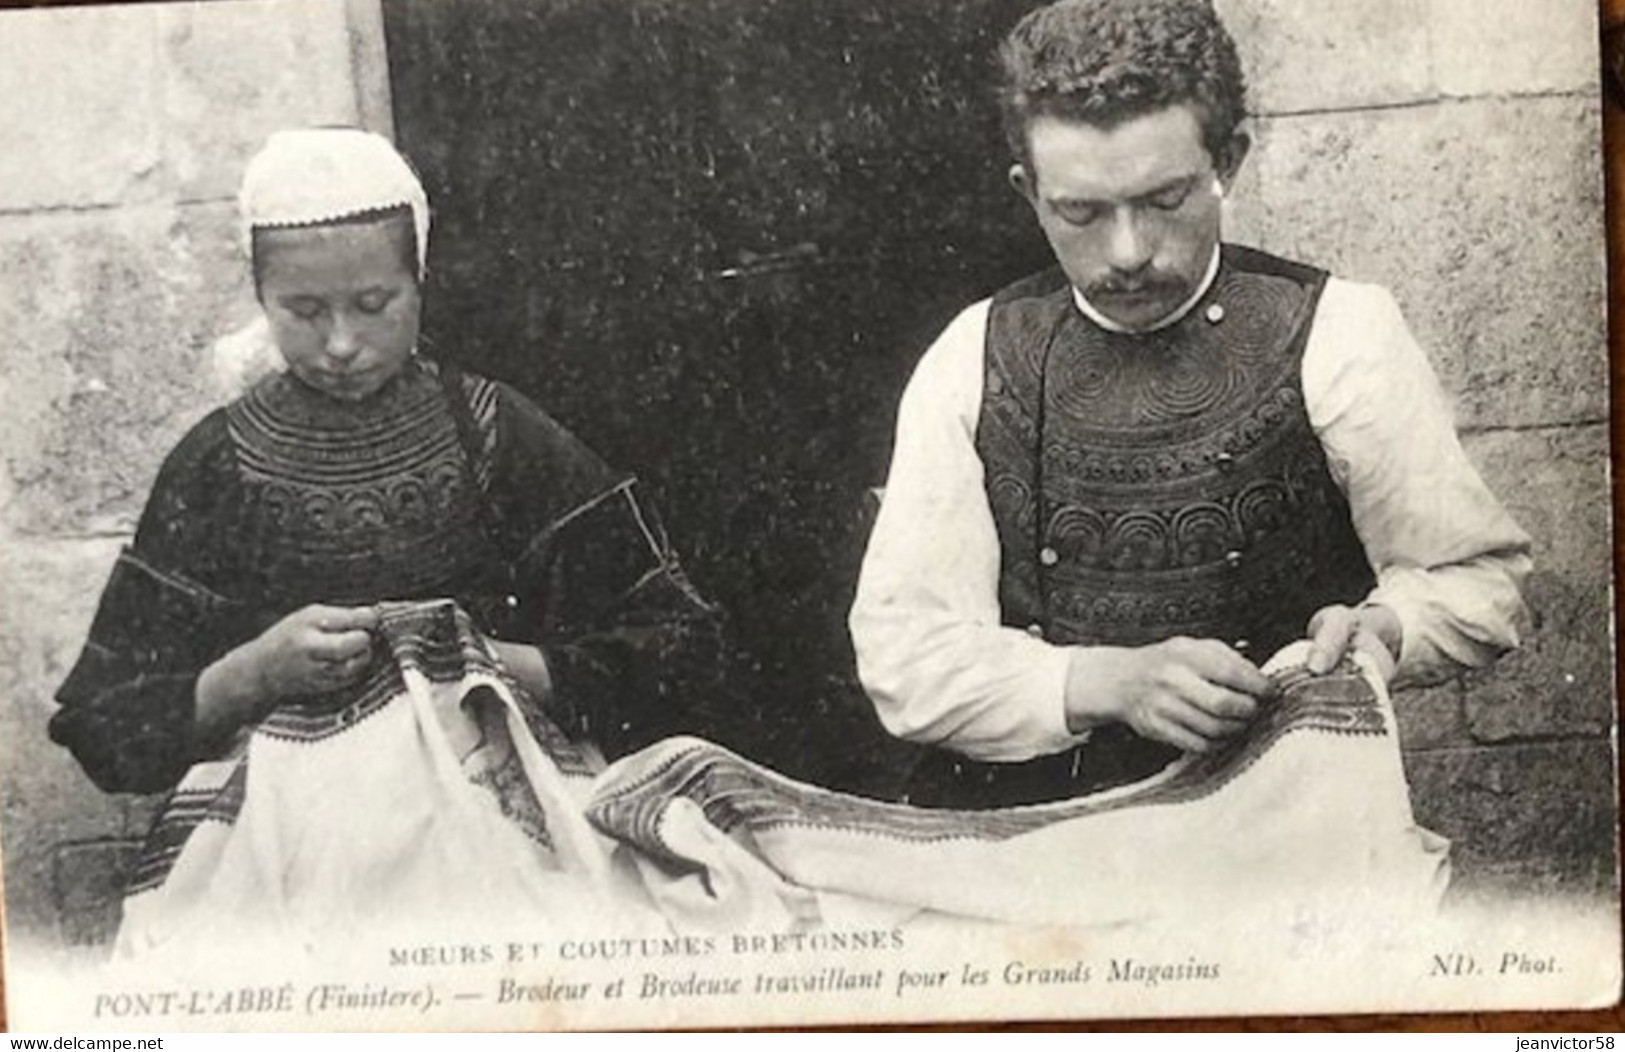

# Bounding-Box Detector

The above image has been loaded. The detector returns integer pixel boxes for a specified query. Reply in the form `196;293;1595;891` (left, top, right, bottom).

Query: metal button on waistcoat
1214;450;1235;470
1039;546;1059;566
504;594;520;608
1025;623;1044;638
1205;303;1226;324
1224;549;1244;568
1232;638;1251;654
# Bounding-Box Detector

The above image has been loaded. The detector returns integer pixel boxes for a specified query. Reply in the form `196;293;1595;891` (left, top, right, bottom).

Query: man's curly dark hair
998;0;1247;169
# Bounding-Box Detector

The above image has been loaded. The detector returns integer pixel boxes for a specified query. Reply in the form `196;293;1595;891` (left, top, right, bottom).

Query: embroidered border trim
586;662;1385;864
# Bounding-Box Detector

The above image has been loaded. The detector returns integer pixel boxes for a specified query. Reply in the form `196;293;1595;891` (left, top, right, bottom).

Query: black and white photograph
0;0;1617;1031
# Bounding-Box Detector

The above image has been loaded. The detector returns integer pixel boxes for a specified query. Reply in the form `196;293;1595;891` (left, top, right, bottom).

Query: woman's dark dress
50;358;720;795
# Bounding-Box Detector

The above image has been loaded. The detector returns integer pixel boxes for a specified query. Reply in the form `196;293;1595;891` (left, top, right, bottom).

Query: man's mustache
1087;273;1187;297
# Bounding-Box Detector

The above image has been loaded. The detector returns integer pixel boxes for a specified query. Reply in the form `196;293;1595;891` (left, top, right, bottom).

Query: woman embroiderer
47;129;719;953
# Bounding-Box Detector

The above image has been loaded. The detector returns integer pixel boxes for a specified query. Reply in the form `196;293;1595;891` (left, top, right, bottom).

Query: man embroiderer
849;0;1531;809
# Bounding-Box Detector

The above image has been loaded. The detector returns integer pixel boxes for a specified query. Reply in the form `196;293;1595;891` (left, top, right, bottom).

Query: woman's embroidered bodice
225;363;496;608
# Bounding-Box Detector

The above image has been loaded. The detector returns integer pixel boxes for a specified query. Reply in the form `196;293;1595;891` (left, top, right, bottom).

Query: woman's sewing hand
247;604;382;697
488;640;554;704
195;604;379;746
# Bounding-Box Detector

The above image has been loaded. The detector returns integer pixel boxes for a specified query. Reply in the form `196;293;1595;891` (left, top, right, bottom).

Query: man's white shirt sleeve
1302;280;1532;682
849;300;1083;762
850;278;1532;762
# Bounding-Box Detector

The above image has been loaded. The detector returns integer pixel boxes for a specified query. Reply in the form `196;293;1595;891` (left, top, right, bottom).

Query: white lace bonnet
238;127;431;278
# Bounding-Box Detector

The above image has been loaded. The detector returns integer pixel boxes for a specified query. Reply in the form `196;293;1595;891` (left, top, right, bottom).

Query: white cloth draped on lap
118;620;1447;959
117;600;662;964
585;643;1450;935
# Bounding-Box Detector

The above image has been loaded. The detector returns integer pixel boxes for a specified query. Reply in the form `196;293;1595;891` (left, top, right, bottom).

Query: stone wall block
1249;98;1606;430
159;0;360;200
0;203;255;536
0;7;161;212
1405;740;1617;897
1458;572;1614;744
1219;157;1267;249
1394;681;1467;751
53;840;143;948
0;537;131;941
1428;0;1601;99
1457;427;1609;588
1215;0;1433;115
345;0;397;138
1456;426;1614;742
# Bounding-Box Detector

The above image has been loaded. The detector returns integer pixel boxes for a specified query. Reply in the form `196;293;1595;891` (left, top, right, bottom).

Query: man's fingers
1350;625;1400;683
1163;701;1233;743
1186;684;1258;723
1307;605;1357;674
1183;640;1273;697
1141;714;1209;754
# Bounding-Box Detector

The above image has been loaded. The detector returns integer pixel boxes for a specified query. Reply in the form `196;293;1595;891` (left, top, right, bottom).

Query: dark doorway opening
383;0;1051;795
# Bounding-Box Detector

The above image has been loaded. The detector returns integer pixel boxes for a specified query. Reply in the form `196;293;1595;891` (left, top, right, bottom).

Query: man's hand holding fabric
1062;637;1273;754
1305;603;1402;682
